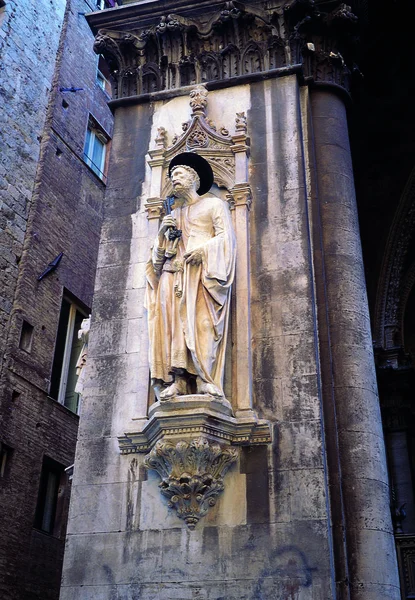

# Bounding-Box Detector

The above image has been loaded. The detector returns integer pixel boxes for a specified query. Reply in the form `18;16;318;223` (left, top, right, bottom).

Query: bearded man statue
145;152;236;401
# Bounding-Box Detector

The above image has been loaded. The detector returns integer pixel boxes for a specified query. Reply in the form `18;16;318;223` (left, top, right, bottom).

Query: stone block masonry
61;0;401;596
61;77;335;599
0;0;113;598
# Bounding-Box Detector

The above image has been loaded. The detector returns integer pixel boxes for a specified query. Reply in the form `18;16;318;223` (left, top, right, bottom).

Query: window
0;1;6;28
50;297;88;414
19;320;34;352
96;0;116;10
0;442;12;478
83;116;109;182
34;456;65;536
97;55;112;97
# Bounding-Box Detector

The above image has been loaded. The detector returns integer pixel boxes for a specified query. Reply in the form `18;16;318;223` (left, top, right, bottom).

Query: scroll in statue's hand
184;249;203;266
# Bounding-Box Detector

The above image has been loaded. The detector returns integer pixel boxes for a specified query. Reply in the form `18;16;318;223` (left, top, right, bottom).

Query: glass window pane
50;299;71;400
64;310;84;414
91;135;104;176
83;128;92;164
41;470;59;533
97;71;105;90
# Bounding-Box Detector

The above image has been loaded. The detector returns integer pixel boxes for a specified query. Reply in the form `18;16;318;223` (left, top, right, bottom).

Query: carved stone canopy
144;84;249;217
88;0;360;99
161;85;237;194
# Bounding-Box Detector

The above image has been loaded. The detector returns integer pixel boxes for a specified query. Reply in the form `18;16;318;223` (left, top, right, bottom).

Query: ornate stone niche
118;85;271;528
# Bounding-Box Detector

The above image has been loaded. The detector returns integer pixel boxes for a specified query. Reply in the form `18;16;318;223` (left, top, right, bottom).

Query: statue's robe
145;196;236;395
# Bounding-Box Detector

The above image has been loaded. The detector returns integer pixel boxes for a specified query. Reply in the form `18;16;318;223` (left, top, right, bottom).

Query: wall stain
253;546;316;600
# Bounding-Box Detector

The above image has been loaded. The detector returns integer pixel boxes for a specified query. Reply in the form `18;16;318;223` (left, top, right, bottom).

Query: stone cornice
86;0;359;100
86;0;273;33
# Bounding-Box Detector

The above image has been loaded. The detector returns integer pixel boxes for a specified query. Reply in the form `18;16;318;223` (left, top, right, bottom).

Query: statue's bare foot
152;379;168;402
196;377;223;398
160;377;187;400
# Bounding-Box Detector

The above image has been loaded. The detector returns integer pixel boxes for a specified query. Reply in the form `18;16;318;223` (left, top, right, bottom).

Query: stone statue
74;315;91;397
145;152;236;400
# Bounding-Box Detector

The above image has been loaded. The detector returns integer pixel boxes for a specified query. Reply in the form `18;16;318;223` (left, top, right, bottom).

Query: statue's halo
169;152;214;196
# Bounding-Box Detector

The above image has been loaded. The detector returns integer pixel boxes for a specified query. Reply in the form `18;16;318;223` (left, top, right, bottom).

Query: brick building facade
0;0;113;598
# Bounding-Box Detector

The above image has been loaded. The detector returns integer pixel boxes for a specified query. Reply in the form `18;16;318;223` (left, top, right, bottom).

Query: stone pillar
229;184;253;416
310;89;400;600
229;118;254;417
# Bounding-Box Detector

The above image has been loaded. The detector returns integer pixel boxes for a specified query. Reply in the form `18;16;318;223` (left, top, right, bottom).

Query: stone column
310;89;400;600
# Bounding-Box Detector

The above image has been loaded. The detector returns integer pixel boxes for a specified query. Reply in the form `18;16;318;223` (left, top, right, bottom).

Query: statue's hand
184;249;203;266
158;215;177;239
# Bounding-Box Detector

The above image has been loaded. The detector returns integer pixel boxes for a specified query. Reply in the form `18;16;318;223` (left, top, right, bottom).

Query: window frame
96;55;112;97
83;115;110;182
0;441;12;478
57;303;78;407
96;0;116;9
34;456;66;537
50;295;89;415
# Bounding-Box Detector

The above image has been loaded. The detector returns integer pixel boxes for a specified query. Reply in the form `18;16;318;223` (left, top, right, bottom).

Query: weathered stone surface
62;74;335;599
310;89;399;598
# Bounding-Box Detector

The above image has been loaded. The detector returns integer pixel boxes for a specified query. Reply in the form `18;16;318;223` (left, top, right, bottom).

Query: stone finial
144;437;238;529
189;85;208;117
155;127;167;149
235;112;247;133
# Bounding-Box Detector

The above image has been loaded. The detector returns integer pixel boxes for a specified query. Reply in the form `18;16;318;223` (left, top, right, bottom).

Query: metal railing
82;153;107;184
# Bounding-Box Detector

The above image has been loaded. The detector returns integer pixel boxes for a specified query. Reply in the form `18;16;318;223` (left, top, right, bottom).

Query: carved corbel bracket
119;397;271;528
144;437;238;529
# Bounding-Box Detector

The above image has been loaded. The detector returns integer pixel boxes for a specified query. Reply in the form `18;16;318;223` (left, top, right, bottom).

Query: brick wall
0;0;66;368
0;0;113;598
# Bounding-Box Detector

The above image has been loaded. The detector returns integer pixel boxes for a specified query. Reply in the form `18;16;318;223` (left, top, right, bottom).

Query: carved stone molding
143;85;249;208
144;437;238;529
91;2;285;100
396;534;415;599
118;394;272;453
89;0;360;99
144;198;164;220
228;183;252;210
284;1;359;92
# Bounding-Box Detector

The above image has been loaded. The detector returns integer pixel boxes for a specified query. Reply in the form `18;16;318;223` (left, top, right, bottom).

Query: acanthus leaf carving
189;85;208;116
144;437;238;529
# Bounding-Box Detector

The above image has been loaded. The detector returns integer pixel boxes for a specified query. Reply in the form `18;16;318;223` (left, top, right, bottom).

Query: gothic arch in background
374;165;415;358
374;165;415;542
